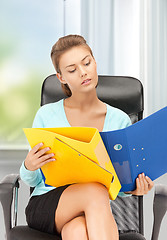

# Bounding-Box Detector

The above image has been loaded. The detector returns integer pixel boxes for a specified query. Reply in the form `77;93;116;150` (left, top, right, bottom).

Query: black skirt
25;184;71;235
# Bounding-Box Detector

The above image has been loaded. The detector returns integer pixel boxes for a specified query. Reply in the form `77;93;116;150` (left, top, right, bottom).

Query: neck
65;89;100;110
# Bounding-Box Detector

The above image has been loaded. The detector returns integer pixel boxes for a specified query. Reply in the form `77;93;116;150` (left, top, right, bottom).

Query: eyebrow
65;55;90;68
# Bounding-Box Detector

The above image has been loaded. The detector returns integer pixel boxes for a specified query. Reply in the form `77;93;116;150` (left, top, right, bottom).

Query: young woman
20;35;154;240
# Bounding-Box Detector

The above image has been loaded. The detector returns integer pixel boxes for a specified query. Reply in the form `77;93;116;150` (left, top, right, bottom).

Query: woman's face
57;46;98;95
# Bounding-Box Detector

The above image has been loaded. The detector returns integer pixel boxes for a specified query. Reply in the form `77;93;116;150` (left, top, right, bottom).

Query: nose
79;65;87;78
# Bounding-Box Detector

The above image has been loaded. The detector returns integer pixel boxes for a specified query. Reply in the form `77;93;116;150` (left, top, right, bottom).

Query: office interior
0;1;167;239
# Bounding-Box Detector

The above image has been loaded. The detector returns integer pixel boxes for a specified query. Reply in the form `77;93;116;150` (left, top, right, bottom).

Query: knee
85;183;110;208
61;217;87;240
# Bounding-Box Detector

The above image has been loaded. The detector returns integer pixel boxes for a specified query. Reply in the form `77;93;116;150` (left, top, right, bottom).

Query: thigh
55;182;109;233
25;185;71;235
61;215;88;240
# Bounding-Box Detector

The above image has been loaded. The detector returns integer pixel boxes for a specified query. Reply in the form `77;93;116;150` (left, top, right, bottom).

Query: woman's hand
24;143;55;171
125;173;154;196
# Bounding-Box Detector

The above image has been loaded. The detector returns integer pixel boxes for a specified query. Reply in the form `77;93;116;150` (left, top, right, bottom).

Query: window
0;0;81;148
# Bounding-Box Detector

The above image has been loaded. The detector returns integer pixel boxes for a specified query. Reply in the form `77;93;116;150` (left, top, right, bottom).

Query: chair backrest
41;74;143;124
41;74;144;234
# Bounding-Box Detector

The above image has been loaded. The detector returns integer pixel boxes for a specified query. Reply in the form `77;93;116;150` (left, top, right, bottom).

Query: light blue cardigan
20;99;132;197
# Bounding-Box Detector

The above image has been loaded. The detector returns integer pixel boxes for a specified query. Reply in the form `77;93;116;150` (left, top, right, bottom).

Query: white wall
113;0;140;79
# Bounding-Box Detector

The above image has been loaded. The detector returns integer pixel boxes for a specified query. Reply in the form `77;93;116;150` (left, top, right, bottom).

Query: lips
81;79;91;85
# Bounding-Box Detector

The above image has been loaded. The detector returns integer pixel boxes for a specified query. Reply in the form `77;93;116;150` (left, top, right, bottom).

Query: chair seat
119;231;146;240
9;226;146;240
9;226;61;240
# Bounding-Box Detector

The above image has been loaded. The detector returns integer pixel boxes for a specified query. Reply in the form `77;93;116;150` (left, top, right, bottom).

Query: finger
36;147;51;158
136;177;141;191
31;143;44;154
132;177;140;195
142;173;149;193
39;153;55;163
38;158;56;169
136;177;140;188
145;176;154;190
138;174;144;193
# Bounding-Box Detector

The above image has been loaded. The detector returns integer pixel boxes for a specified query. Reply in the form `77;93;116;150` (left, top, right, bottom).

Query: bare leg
61;215;88;240
55;182;118;240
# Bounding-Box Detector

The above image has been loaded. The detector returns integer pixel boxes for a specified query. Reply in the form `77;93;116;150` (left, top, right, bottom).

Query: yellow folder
23;127;121;200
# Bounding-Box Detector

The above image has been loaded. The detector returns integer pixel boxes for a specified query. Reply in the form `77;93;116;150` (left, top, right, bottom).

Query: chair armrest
154;183;167;196
151;184;167;240
0;174;20;185
0;174;20;233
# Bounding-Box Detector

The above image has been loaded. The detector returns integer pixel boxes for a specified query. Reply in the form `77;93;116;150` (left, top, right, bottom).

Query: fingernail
142;173;145;177
40;142;43;146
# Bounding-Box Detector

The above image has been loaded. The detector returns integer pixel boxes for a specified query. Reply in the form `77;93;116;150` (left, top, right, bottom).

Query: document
23;127;121;200
100;106;167;191
24;106;167;196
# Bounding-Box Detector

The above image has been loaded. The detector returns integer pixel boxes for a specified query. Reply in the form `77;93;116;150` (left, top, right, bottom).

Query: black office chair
0;75;167;240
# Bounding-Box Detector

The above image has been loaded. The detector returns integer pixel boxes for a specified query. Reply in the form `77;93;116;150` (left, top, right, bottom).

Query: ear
56;73;66;84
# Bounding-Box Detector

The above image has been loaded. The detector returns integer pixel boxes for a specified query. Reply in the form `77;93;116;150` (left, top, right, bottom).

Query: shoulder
106;104;129;118
32;99;64;127
36;99;63;115
38;99;63;113
105;104;131;130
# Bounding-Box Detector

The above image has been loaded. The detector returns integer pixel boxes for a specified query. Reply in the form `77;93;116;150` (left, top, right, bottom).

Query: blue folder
100;106;167;192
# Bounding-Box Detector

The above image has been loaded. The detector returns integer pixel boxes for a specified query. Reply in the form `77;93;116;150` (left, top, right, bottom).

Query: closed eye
69;69;76;73
85;61;90;66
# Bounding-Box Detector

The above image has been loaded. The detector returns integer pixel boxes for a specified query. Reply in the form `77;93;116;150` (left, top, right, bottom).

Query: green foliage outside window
0;74;42;146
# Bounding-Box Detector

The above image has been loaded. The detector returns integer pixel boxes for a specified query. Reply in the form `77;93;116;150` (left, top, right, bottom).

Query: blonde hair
51;35;94;97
